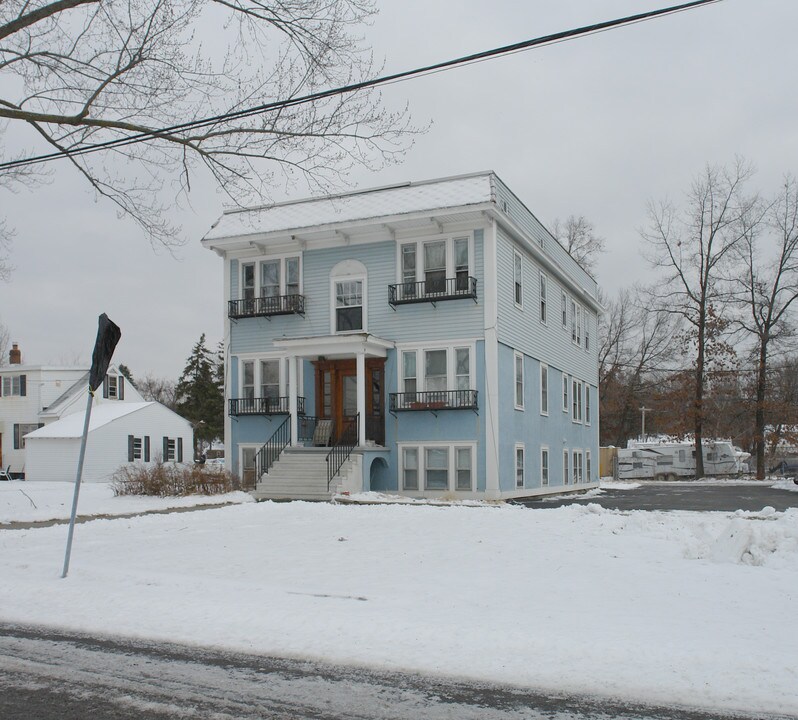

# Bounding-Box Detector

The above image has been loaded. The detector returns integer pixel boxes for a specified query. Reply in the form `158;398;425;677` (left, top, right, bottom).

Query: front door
315;359;385;445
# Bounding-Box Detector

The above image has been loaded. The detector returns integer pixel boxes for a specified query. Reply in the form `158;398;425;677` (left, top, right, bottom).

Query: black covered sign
88;314;121;392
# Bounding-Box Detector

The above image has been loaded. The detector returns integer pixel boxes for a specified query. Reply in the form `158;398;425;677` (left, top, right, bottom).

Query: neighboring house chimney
9;342;21;365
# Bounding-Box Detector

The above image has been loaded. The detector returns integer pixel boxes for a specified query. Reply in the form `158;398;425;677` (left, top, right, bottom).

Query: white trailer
617;440;748;481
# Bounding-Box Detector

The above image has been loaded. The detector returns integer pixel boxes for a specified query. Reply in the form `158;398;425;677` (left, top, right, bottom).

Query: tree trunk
754;339;768;480
694;310;706;478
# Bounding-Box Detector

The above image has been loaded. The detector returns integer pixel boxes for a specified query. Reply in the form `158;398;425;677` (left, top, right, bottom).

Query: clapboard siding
493;175;596;293
230;229;485;353
496;226;597;385
25;403;193;482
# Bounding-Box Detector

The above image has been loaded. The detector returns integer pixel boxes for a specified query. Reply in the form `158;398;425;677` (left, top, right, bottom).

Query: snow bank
771;479;798;493
1;502;797;715
0;481;252;524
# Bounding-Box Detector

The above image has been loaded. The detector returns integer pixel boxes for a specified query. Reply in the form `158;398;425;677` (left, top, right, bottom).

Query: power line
0;0;723;172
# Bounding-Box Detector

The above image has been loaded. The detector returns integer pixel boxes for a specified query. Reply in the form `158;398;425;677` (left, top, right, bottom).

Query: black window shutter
20;375;26;397
163;437;168;461
128;435;134;462
13;424;20;450
144;436;150;462
119;376;125;400
177;437;183;463
103;375;109;399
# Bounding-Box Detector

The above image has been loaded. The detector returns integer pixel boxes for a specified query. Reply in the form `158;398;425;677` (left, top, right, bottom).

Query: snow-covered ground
0;481;252;524
1;497;797;716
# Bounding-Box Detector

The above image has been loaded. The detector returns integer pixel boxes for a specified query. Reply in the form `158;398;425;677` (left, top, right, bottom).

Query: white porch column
356;350;366;446
288;355;299;446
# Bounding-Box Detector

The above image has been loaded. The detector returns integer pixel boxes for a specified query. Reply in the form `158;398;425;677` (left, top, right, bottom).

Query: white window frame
398;442;477;493
513;250;523;308
2;375;23;397
540;363;548;416
331;275;367;334
585;385;591;426
561;291;568;329
396;342;476;395
563;449;569;485
586;450;592;484
539;272;547;324
132;436;143;460
239;444;259;484
562;374;569;413
514;351;524;410
454;445;474;492
236;353;302;399
515;444;525;489
107;374;118;399
541;447;549;486
238;253;303;300
572;379;583;423
585;310;590;351
395;234;473;285
571;298;578;344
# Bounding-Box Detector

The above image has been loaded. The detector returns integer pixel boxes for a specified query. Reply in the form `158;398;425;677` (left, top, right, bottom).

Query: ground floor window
541;447;549;486
515;445;525;488
399;443;475;492
563;449;569;485
13;423;42;449
586;451;592;483
128;435;151;462
163;437;183;462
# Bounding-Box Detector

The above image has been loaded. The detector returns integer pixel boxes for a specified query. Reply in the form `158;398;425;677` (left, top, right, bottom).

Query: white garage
24;402;193;482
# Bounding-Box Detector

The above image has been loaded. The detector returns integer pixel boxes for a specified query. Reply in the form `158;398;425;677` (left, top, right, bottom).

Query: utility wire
0;0;723;172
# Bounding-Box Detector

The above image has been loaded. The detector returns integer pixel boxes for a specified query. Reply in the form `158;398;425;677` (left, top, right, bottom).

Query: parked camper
616;440;748;481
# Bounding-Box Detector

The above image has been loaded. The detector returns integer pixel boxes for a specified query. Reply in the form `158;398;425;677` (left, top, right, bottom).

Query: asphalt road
517;482;798;512
0;623;786;720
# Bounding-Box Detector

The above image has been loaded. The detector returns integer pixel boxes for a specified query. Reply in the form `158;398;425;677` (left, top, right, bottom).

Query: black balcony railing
228;293;305;319
389;389;478;412
388;276;477;307
229;396;305;416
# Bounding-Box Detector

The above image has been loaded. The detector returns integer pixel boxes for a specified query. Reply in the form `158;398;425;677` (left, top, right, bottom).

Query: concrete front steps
252;447;361;501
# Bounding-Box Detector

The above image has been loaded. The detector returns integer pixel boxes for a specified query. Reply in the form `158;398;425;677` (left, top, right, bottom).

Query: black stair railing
326;414;359;490
254;416;291;481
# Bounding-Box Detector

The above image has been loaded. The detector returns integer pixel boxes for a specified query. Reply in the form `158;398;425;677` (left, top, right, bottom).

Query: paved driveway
517;481;798;512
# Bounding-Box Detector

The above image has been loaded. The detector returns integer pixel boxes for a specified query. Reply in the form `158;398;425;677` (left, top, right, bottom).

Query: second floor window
514;251;523;306
1;374;25;397
260;359;280;400
400;346;473;395
514;352;524;409
540;364;548;415
399;236;471;292
335;280;363;332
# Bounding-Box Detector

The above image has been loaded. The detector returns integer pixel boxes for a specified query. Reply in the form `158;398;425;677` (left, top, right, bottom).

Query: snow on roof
204;172;494;240
25;402;154;439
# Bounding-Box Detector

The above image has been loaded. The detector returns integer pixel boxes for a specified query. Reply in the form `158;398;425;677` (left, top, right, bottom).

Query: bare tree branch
0;0;420;248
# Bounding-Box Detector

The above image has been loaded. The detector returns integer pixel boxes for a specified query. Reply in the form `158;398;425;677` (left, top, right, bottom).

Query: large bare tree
642;160;756;477
0;0;416;247
734;175;798;478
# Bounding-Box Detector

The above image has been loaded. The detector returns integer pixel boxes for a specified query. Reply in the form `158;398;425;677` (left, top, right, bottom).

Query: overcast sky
1;0;796;380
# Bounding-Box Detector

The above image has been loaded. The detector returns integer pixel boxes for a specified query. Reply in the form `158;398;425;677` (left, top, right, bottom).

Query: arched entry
369;457;390;491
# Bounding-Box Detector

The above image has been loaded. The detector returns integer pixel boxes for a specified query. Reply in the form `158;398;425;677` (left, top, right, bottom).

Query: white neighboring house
0;341;156;478
24;402;193;482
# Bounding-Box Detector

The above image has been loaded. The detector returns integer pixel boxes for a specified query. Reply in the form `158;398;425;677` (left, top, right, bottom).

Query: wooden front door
314;358;385;445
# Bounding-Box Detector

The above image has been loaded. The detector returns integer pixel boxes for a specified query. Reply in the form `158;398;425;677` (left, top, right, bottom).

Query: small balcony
389;390;478;414
229;396;306;416
228;293;305;320
388;276;478;307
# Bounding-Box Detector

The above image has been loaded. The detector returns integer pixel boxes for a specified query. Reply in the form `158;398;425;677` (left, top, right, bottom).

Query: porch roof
273;333;393;359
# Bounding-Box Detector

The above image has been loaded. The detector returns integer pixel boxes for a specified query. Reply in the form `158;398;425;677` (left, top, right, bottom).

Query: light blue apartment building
202;172;600;500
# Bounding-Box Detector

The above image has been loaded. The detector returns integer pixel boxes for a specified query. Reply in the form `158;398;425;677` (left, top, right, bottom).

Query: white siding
25;403;193;482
